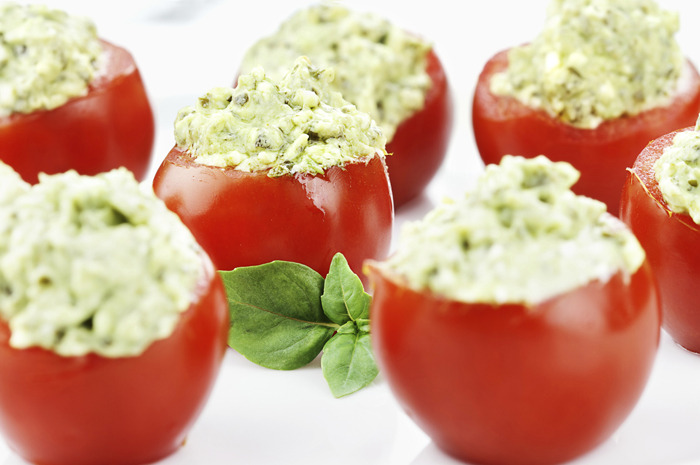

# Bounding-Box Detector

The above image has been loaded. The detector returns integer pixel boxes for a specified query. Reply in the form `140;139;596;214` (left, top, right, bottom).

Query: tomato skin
153;147;394;277
0;40;155;184
472;48;700;213
0;254;229;465
368;264;660;465
385;49;453;208
620;128;700;353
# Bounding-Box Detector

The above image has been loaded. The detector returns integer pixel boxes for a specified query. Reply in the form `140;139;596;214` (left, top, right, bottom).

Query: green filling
0;2;102;116
384;155;645;305
175;57;386;176
655;117;700;223
490;0;683;129
240;4;431;140
0;164;202;357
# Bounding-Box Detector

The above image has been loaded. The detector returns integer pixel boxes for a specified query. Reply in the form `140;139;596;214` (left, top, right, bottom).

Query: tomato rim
627;127;700;232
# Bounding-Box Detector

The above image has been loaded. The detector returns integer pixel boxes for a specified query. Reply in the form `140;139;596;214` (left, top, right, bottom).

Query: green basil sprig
219;253;378;397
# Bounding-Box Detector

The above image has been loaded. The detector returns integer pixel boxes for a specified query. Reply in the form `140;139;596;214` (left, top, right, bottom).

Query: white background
3;1;700;464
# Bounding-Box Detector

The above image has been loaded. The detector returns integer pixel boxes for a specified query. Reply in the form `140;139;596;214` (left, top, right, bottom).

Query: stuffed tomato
367;155;660;465
238;4;452;208
472;0;700;213
0;4;154;184
0;164;228;465
621;121;700;353
153;57;393;277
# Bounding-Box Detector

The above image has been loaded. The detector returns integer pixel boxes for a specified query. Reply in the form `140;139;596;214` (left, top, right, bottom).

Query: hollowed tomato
472;49;700;213
153;147;394;277
0;254;229;465
384;49;453;208
0;40;155;184
367;263;660;465
621;127;700;353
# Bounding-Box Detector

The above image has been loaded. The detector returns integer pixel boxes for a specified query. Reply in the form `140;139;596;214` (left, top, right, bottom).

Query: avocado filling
490;0;683;129
0;164;203;357
239;4;431;140
0;2;103;116
383;155;645;305
174;57;386;176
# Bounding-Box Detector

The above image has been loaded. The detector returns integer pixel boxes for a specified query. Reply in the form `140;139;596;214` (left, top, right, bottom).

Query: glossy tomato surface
621;127;700;353
153;147;394;277
472;48;700;213
0;40;155;184
0;255;229;465
368;264;660;465
385;48;453;208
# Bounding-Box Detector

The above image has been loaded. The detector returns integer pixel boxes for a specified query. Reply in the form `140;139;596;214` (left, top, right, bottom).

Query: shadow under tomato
409;442;473;465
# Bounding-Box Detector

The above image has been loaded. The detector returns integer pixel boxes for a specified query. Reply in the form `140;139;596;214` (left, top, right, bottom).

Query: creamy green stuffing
383;156;645;305
175;56;386;176
240;3;431;140
490;0;683;129
654;116;700;223
0;164;203;358
0;2;103;117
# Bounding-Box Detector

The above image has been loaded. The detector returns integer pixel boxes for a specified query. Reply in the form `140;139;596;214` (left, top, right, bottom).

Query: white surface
3;1;700;464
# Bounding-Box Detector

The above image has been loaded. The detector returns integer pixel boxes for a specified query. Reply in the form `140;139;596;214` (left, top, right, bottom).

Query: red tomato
0;254;229;465
153;147;394;277
0;40;155;184
620;127;700;353
367;264;660;465
385;49;453;208
472;49;700;213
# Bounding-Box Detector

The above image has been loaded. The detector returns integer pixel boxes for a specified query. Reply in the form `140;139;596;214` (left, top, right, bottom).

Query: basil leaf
220;261;336;370
336;320;357;335
321;253;371;325
322;331;379;398
355;318;370;333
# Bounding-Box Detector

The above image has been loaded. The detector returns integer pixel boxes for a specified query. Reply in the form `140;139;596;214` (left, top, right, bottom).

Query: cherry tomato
620;127;700;353
472;49;700;213
367;263;660;465
385;49;453;208
153;147;394;277
0;254;229;465
0;40;155;184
